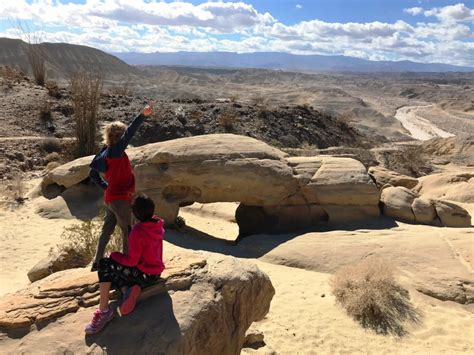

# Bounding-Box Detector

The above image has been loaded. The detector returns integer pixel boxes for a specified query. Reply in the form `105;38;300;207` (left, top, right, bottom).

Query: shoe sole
119;286;141;316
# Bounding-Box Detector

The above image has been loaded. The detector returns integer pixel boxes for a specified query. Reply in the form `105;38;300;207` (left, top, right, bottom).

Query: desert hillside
0;38;138;79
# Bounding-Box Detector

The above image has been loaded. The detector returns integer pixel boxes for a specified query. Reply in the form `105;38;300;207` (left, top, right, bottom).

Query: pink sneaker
119;285;141;316
85;307;114;334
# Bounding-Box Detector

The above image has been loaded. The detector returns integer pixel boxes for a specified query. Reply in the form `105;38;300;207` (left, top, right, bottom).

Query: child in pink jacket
85;194;165;335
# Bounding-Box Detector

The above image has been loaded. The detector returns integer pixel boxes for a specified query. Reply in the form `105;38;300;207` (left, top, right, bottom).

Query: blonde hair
103;121;126;146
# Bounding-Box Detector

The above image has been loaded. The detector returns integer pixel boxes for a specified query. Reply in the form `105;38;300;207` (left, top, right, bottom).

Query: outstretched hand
143;103;154;117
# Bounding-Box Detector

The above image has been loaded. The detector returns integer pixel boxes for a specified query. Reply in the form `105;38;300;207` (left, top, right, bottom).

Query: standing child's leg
93;205;117;267
110;200;132;254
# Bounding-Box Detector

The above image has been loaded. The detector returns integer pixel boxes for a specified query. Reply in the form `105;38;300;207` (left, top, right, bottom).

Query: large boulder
380;186;417;222
27;247;90;282
368;166;418;189
412;198;438;225
380;186;471;227
0;250;274;354
39;134;380;234
414;172;474;204
433;200;472;227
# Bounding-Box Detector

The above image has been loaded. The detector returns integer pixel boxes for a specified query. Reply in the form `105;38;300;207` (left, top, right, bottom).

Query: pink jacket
110;216;165;275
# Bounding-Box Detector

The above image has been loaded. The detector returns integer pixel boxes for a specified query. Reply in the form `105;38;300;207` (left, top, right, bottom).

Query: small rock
243;327;265;349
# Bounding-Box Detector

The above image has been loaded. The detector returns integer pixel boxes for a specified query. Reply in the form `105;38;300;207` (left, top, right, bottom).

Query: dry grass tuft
218;110;239;131
40;137;62;153
59;209;122;262
45;152;60;163
331;258;420;336
0;65;25;83
39;100;52;122
45;80;60;98
46;161;61;172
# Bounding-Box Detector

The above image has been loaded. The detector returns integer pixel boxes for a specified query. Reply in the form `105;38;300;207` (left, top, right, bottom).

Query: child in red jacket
89;104;154;271
85;194;165;335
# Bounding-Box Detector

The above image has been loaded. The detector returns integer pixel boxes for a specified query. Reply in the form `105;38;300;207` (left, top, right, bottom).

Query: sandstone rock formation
380;186;471;227
245;224;474;305
414;172;474;204
27;247;89;282
0;250;274;354
368;166;418;189
39;134;380;234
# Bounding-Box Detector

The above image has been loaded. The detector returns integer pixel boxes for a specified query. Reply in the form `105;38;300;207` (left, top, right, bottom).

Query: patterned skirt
97;257;161;291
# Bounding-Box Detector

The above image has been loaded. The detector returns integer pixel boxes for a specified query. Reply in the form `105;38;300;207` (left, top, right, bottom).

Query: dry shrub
45;152;60;163
40;137;62;153
39;100;52;122
11;172;26;204
28;44;46;86
218;110;239;131
190;110;204;123
45;80;60;98
46;161;61;171
0;65;24;82
109;80;133;96
300;142;317;156
58;209;122;262
331;258;419;336
229;94;239;103
70;71;103;157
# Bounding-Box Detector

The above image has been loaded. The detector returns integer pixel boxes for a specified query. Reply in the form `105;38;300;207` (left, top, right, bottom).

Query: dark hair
132;194;155;222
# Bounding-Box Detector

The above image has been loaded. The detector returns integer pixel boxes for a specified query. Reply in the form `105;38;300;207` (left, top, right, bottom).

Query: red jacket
110;216;165;275
104;153;135;203
89;114;145;203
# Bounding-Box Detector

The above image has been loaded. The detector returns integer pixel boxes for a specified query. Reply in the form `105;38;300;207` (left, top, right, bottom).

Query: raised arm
108;104;154;157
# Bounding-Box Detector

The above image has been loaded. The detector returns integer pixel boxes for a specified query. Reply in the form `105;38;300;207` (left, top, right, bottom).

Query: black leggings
98;258;161;291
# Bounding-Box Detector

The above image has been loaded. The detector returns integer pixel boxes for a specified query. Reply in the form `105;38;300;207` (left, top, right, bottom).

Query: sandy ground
0;197;76;297
1;187;473;353
394;105;455;140
242;261;474;354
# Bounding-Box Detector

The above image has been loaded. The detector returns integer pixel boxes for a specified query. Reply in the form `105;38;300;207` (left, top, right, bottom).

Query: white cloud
0;1;472;66
404;7;424;16
296;4;302;10
424;3;474;22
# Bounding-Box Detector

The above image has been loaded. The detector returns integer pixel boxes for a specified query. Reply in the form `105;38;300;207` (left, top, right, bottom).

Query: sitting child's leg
85;258;119;334
119;284;141;316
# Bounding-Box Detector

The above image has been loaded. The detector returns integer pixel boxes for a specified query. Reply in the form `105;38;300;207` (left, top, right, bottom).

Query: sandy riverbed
394;105;455;140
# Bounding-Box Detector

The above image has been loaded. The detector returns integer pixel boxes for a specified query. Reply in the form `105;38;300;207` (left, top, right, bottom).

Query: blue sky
0;1;473;66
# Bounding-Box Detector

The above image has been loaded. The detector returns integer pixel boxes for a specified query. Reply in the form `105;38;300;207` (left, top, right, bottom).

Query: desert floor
1;184;473;354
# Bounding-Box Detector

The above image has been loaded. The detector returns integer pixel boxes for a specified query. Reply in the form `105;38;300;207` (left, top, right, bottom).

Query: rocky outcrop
368;166;418;189
380;186;471;227
0;250;275;354
380;186;417;222
414;172;474;204
27;247;89;282
39;134;380;234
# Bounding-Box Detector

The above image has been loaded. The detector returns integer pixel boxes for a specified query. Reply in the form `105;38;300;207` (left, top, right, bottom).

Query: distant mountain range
1;37;471;77
113;51;474;73
0;38;137;78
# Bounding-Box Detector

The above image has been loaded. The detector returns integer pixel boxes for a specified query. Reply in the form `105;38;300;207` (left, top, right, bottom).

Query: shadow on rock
85;293;181;353
166;216;399;259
